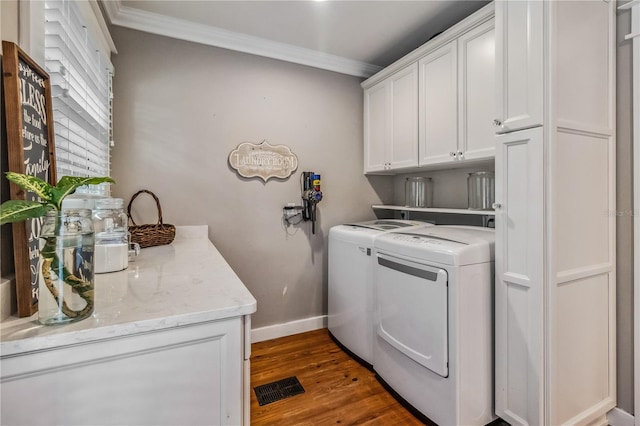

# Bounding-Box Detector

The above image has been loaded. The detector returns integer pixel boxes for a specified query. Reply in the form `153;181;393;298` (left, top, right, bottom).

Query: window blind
44;0;114;195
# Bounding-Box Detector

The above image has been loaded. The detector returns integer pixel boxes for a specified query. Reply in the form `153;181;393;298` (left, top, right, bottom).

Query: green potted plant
1;172;115;324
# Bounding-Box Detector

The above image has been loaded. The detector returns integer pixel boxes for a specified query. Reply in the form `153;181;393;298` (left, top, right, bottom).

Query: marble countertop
0;226;257;356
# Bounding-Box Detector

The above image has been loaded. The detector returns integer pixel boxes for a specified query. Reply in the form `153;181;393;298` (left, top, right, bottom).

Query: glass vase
38;209;95;325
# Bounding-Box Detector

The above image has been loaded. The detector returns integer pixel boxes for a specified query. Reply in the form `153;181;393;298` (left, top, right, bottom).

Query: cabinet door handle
493;119;504;128
457;150;464;159
492;203;502;210
449;151;457;159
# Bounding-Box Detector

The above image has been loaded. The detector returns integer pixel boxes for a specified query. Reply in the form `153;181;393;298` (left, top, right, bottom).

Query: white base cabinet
494;2;616;425
2;318;246;426
0;228;257;426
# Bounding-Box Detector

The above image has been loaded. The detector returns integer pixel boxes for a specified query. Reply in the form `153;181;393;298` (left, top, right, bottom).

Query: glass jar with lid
92;198;129;273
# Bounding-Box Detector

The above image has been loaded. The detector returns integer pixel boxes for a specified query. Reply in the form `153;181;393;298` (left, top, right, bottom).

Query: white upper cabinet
458;20;496;160
362;3;496;173
364;81;388;172
419;42;458;165
419;19;495;166
494;0;543;133
363;3;495;174
389;64;420;170
364;64;419;173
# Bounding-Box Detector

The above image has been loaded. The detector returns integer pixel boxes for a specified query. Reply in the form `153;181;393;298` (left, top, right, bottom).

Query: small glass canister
467;171;495;210
38;209;95;325
92;198;129;274
405;177;433;208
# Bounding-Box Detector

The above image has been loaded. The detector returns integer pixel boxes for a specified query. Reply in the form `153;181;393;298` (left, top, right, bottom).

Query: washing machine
328;219;433;366
373;225;495;426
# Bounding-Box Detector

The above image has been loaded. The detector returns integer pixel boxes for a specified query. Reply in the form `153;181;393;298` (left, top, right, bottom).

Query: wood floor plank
250;328;425;426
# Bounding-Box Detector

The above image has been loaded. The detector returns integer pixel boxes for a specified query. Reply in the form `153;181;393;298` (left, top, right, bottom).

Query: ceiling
101;0;490;78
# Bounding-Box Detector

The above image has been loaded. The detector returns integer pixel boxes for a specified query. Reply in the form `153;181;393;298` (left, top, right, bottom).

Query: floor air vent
254;376;305;406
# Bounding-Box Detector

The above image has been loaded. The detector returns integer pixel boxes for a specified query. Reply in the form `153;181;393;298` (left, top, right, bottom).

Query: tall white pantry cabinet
493;1;616;426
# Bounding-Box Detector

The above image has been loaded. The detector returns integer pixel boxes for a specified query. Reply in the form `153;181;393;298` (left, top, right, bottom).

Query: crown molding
101;0;382;78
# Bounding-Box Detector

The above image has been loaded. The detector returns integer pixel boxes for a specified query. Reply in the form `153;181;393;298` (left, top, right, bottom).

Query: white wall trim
251;315;327;344
101;0;381;78
88;0;117;54
18;0;44;64
608;407;635;426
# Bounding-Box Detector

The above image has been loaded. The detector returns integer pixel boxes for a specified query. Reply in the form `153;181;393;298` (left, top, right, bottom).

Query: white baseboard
608;407;635;426
251;315;327;343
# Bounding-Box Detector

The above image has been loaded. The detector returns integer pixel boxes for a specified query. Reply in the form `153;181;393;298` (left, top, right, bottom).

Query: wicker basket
127;190;176;248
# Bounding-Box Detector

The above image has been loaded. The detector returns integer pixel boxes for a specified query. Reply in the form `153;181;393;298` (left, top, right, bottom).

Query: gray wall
392;164;495;208
109;27;393;329
616;3;634;415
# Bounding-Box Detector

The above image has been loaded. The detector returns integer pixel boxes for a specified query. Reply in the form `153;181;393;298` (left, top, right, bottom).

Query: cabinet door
1;319;244;426
388;63;419;169
459;19;496;160
494;127;544;426
364;81;388;173
418;42;457;166
494;0;543;133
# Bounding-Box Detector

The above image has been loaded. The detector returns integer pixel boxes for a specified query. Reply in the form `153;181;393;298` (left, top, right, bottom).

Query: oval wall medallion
228;140;298;182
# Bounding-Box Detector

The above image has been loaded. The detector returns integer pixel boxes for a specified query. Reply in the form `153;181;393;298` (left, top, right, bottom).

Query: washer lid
374;225;495;266
329;224;383;245
343;219;432;231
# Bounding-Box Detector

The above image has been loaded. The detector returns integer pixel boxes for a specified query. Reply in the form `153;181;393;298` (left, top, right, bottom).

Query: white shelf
619;0;639;10
372;204;495;216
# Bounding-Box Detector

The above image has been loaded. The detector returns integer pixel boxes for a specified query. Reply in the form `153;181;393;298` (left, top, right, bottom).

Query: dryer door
375;253;449;377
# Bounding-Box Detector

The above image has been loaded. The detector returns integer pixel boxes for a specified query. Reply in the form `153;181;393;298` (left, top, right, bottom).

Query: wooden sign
228;140;298;182
2;41;57;317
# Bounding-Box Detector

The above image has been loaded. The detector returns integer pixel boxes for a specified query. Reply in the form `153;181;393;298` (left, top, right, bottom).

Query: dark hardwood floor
250;328;425;425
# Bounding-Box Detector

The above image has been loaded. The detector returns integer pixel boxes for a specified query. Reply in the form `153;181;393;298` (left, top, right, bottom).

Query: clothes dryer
373;226;495;426
328;220;433;366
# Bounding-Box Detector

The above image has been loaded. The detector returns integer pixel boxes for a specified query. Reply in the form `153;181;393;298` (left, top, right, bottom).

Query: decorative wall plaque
228;140;298;182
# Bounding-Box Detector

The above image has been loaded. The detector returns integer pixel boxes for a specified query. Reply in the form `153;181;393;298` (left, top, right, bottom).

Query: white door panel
389;64;419;169
419;42;457;166
459;19;496;160
364;82;387;172
494;127;544;426
494;0;543;133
